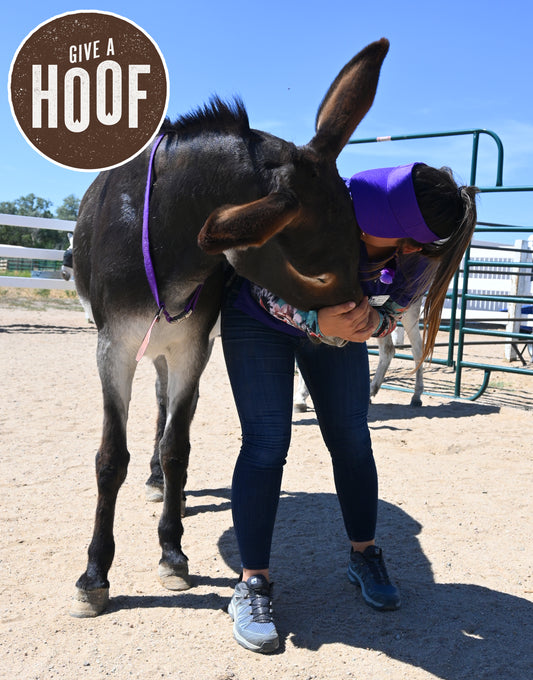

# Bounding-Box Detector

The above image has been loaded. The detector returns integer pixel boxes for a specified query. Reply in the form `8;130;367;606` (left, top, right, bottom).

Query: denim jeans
221;284;378;570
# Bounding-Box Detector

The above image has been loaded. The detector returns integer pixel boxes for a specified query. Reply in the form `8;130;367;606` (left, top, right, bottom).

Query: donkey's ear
198;192;300;254
309;38;389;160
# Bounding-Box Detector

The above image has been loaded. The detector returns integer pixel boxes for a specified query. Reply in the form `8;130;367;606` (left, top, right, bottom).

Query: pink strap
136;309;161;362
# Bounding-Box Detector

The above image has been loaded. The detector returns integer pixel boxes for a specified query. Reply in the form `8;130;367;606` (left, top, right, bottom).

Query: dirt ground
1;298;532;680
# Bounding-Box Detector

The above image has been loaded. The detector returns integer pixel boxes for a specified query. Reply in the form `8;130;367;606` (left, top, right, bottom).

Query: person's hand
318;297;380;343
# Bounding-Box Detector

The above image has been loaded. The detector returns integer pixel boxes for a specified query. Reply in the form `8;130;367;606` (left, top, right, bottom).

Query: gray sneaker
347;545;401;611
227;574;279;653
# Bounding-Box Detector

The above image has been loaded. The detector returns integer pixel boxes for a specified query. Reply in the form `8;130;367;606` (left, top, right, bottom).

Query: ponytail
411;166;479;363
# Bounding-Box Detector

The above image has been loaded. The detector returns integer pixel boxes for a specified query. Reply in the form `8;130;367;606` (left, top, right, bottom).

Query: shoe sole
227;600;279;653
347;567;401;612
233;628;279;653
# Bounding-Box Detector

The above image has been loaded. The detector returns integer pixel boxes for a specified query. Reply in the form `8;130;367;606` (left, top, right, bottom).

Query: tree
0;200;16;214
56;194;80;221
12;194;54;218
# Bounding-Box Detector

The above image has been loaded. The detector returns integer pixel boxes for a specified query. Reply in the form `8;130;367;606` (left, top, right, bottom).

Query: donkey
60;233;73;281
70;38;390;617
369;298;424;407
293;299;424;412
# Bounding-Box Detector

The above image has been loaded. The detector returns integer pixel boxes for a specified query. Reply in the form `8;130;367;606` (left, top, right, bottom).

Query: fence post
504;239;531;360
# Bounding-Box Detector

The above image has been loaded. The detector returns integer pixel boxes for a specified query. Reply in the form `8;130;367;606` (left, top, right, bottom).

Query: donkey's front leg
70;339;135;617
156;386;197;591
370;335;395;400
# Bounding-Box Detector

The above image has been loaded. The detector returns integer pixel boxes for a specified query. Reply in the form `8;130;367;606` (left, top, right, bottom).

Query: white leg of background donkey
293;298;424;411
370;298;424;407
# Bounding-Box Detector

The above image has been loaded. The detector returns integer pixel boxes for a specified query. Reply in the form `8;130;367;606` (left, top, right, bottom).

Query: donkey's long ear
198;192;299;254
309;38;389;160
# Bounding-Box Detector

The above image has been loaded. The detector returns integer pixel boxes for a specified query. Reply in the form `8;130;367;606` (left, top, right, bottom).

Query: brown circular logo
9;11;169;171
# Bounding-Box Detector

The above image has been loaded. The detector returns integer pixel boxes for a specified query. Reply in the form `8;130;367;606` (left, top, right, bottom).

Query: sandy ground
1;299;532;680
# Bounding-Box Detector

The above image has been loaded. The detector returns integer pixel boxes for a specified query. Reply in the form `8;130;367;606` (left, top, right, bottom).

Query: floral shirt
249;282;407;346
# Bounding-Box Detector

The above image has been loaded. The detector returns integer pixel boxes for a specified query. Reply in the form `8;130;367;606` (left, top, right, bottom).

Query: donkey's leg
145;355;168;503
156;337;212;591
403;305;424;407
145;347;207;515
370;335;395;400
71;334;136;617
293;365;310;412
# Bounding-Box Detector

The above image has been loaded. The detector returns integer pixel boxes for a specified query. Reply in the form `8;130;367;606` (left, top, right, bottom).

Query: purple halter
347;163;439;243
136;134;203;362
142;133;203;323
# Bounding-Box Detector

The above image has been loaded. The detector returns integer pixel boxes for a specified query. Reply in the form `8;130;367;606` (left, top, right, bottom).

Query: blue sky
2;0;533;243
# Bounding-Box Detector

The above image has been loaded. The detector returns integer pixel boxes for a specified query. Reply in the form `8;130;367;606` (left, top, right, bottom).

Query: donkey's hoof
293;402;307;413
70;587;110;617
410;397;423;408
158;561;192;591
145;483;164;503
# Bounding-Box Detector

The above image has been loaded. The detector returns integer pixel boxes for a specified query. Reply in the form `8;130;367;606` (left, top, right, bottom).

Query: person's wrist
316;309;325;336
372;311;387;337
369;307;380;330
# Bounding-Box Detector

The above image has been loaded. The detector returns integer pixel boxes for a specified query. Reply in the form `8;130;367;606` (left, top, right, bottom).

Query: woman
221;162;478;653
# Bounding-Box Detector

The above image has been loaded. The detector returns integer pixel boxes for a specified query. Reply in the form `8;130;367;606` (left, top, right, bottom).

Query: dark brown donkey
71;38;389;617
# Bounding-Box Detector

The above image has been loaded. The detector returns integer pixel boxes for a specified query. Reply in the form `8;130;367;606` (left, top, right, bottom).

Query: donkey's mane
162;96;250;136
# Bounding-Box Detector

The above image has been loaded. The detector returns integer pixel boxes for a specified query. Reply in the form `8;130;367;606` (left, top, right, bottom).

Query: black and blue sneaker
347;545;401;611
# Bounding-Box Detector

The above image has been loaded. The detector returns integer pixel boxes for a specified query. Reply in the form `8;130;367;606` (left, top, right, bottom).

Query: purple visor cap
347;163;440;243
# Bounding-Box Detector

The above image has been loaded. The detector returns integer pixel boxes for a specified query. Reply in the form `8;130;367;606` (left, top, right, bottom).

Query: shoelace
365;552;391;585
246;588;273;623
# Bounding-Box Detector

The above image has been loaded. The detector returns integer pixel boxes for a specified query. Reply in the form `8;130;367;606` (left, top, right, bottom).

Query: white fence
0;214;76;290
442;238;533;323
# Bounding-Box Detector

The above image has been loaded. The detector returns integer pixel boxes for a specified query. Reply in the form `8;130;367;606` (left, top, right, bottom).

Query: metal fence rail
454;225;532;398
348;127;506;187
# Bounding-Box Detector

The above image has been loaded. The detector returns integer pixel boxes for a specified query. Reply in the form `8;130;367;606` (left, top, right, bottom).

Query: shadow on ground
216;492;533;680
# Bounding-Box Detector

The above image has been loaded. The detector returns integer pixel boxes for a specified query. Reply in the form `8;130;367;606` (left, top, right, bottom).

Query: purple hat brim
347;163;440;243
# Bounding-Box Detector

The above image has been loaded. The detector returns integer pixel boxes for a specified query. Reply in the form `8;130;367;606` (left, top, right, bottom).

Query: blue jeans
221;286;377;570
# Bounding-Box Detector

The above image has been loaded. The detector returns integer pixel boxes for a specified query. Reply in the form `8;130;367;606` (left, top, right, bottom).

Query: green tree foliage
56;194;80;221
0;193;79;249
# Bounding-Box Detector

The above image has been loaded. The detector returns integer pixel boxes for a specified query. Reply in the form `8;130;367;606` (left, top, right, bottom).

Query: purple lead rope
136;133;203;362
141;133;166;314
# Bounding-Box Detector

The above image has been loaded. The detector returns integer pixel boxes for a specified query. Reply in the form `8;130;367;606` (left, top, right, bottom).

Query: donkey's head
198;39;389;310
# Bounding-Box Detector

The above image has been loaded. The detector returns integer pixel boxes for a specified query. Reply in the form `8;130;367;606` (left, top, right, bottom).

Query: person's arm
250;284;411;344
370;299;409;337
251;285;377;344
317;298;378;342
250;284;346;344
252;288;325;337
318;298;410;342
